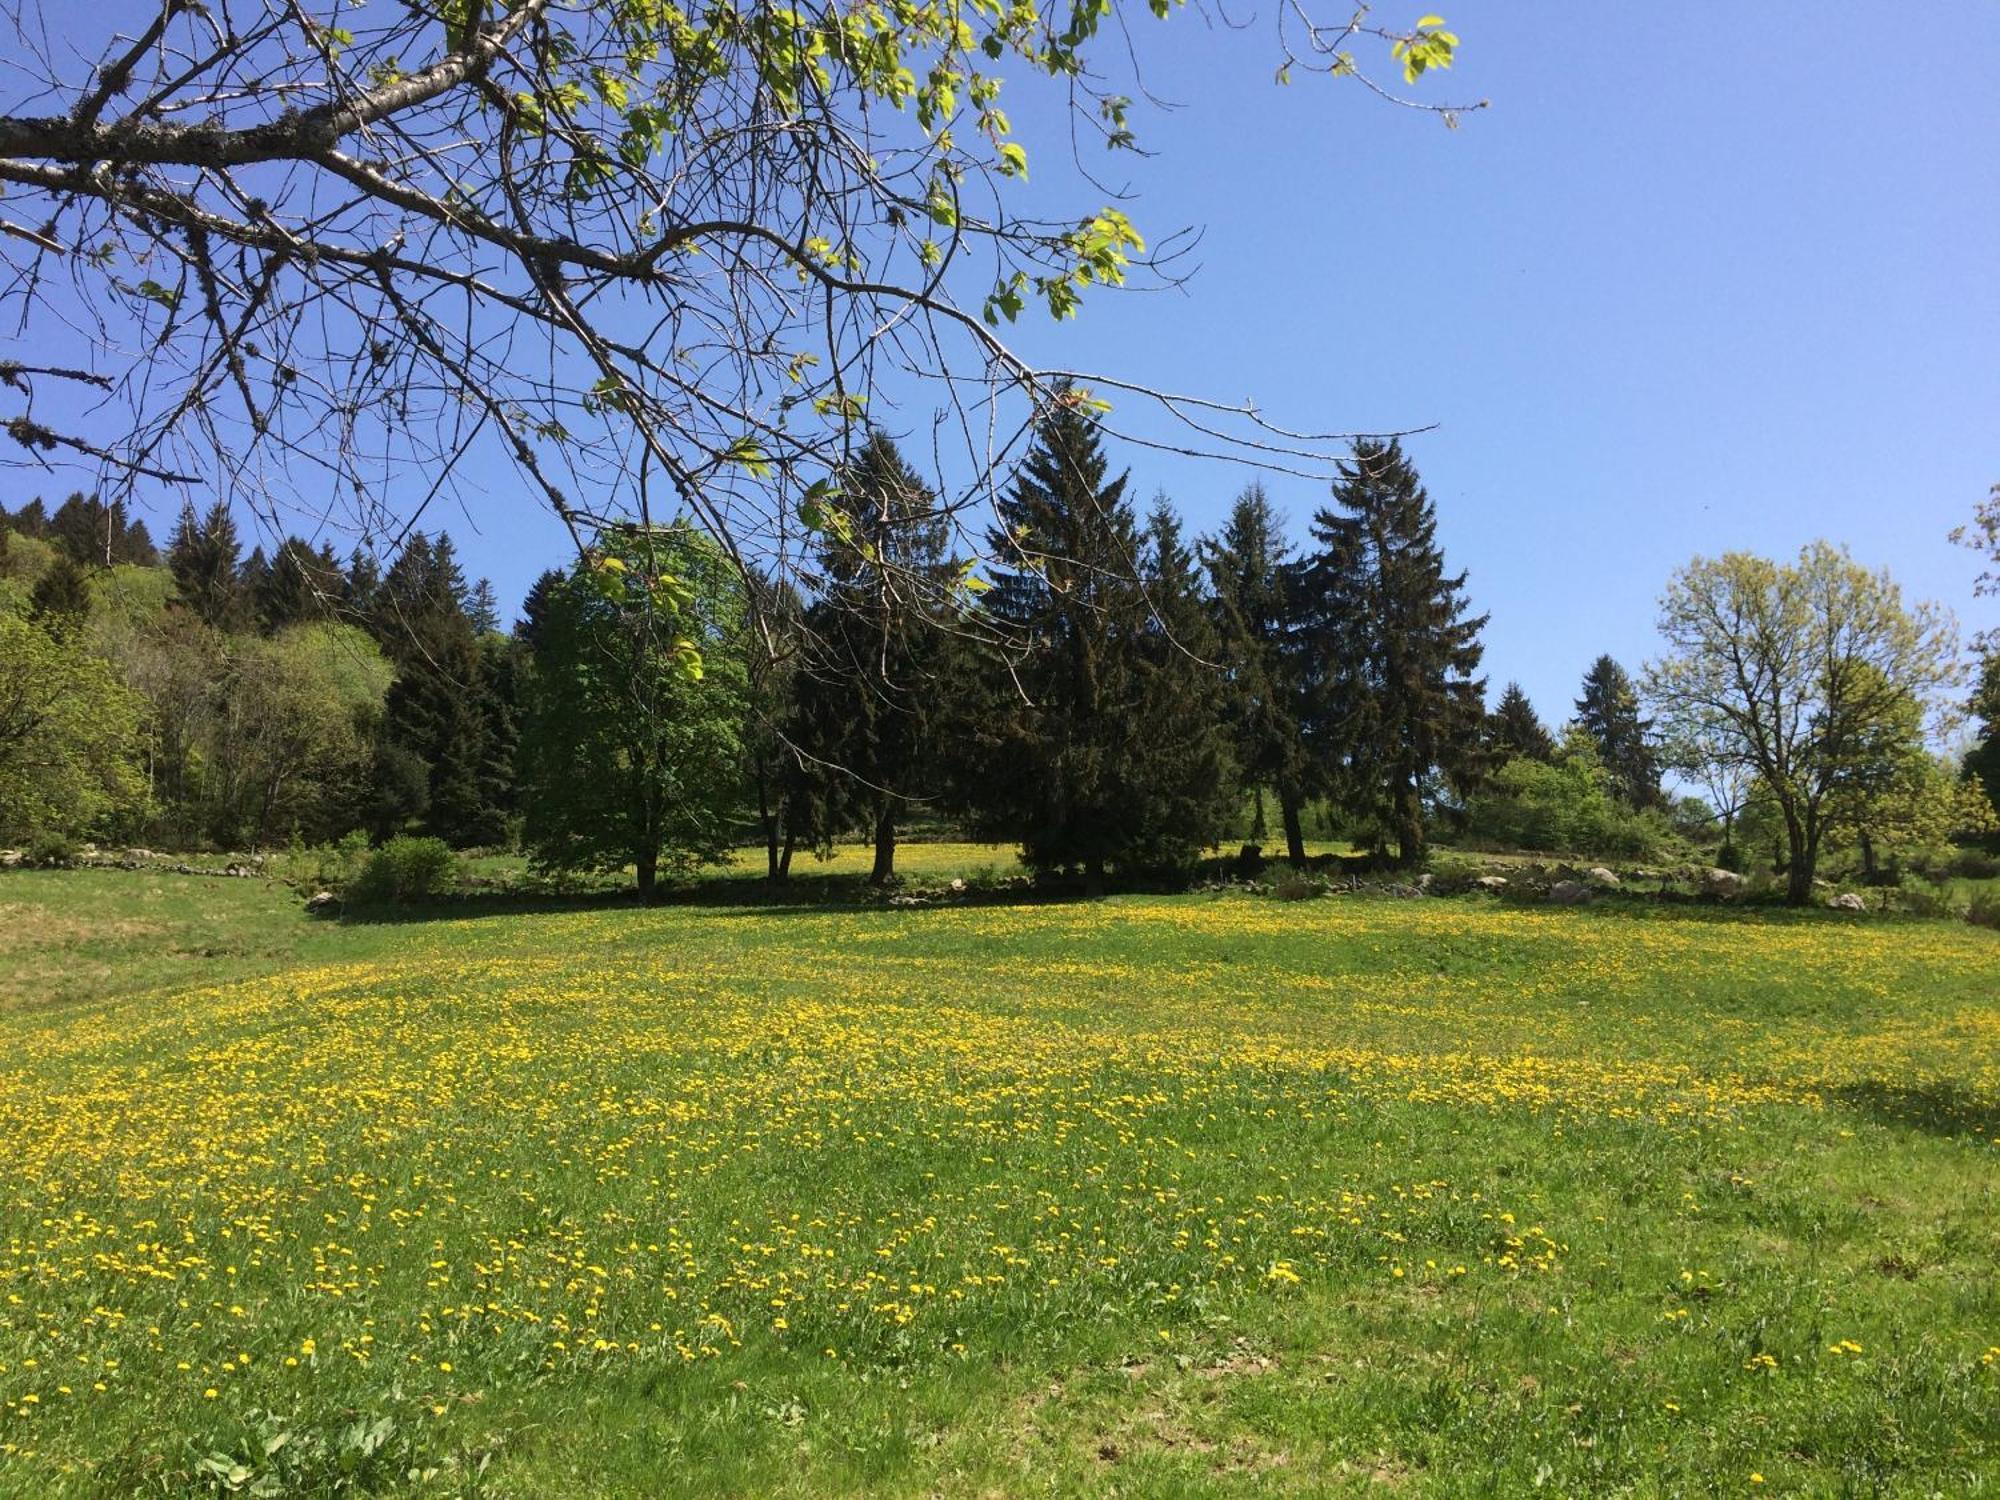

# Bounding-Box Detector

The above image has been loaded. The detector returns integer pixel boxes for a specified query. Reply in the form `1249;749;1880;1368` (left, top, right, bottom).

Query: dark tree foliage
47;493;158;567
28;551;92;638
369;534;506;847
343;549;382;620
787;430;957;884
7;499;47;536
955;396;1228;892
1486;680;1557;764
742;574;810;881
1204;481;1312;864
515;569;565;653
252;537;341;632
1969;649;2000;822
1296;438;1487;865
1575;654;1662;809
1129;499;1237;866
168;500;246;629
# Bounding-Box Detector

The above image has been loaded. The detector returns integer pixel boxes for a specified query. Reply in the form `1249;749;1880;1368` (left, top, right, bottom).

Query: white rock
1548;880;1591;905
1586;866;1621;887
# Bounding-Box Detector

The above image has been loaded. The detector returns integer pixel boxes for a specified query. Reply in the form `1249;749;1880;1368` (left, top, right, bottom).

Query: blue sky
471;2;1995;728
980;2;2000;729
16;4;1999;733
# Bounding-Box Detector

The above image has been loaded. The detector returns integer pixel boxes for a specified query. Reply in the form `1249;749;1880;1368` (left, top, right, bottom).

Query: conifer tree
168;501;245;629
253;537;337;631
1204;481;1311;862
28;551;92;638
1129;498;1237;865
369;533;505;846
1296;439;1487;865
788;430;955;883
1575;654;1662;808
1487;681;1556;764
957;396;1222;892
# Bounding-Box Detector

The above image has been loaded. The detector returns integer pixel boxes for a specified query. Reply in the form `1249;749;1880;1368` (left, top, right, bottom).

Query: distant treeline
3;407;1994;904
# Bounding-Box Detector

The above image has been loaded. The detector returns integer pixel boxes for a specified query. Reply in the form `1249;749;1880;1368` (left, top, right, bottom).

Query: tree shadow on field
337;868;1087;926
1829;1079;2000;1141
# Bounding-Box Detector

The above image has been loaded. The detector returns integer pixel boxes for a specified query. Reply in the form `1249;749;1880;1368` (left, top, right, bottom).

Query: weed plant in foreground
1;877;1997;1494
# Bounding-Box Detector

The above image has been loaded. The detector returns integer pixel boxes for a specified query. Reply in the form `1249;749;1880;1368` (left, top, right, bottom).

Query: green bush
27;831;76;867
1464;756;1664;858
1965;892;2000;932
347;836;460;907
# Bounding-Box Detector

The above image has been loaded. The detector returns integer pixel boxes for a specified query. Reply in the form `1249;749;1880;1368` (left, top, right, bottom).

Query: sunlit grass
1;863;1997;1494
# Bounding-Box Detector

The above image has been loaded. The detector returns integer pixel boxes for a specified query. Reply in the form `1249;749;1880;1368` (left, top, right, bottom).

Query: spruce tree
1575;654;1662;808
168;501;245;629
1296;439;1487;865
253;537;335;631
369;533;505;846
1204;481;1311;863
1487;681;1556;763
1128;498;1236;866
957;396;1220;892
788;429;954;883
28;552;92;638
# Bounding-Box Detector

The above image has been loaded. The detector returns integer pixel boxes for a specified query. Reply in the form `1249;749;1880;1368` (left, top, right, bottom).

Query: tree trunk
779;830;796;881
635;845;659;904
1783;816;1814;906
868;797;897;885
1084;855;1106;900
1858;828;1877;884
1278;783;1307;867
1393;775;1424;868
758;773;781;881
1251;786;1268;844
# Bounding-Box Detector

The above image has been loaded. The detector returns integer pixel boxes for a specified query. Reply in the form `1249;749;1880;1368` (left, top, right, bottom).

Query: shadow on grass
1830;1079;2000;1141
336;869;1091;925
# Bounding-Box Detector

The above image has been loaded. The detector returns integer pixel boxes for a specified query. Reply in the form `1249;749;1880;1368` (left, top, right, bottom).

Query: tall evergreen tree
1486;681;1557;763
1966;648;2000;821
168;501;246;629
788;430;955;883
954;396;1221;892
515;568;564;653
253;537;337;631
1204;481;1311;863
1296;438;1487;865
28;551;92;638
1130;498;1237;864
1575;654;1662;808
369;533;505;846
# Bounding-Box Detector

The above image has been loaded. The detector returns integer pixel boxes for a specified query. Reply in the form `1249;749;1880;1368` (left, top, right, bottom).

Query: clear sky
21;3;2000;732
984;1;2000;730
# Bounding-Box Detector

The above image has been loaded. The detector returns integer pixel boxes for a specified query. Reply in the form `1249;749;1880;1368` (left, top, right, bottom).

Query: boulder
948;877;967;894
1475;875;1509;890
0;850;21;869
1831;892;1866;913
1586;866;1621;888
1700;868;1746;895
1548;880;1591;906
304;889;340;915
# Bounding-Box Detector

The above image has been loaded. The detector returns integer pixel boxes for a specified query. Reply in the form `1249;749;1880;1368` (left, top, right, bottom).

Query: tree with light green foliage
519;526;750;902
1646;543;1960;905
0;610;144;841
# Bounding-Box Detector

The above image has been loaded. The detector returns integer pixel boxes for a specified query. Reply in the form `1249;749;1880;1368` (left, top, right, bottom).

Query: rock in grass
1586;866;1621;887
1548;880;1591;905
1831;892;1867;912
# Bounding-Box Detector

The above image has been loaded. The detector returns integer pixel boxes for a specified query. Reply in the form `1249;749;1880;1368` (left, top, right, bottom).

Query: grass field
2;856;1999;1495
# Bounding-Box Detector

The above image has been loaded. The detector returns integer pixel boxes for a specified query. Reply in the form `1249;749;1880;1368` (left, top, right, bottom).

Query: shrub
1966;892;2000;932
27;831;75;867
1464;756;1664;858
347;836;459;907
1947;849;2000;882
1271;867;1326;901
